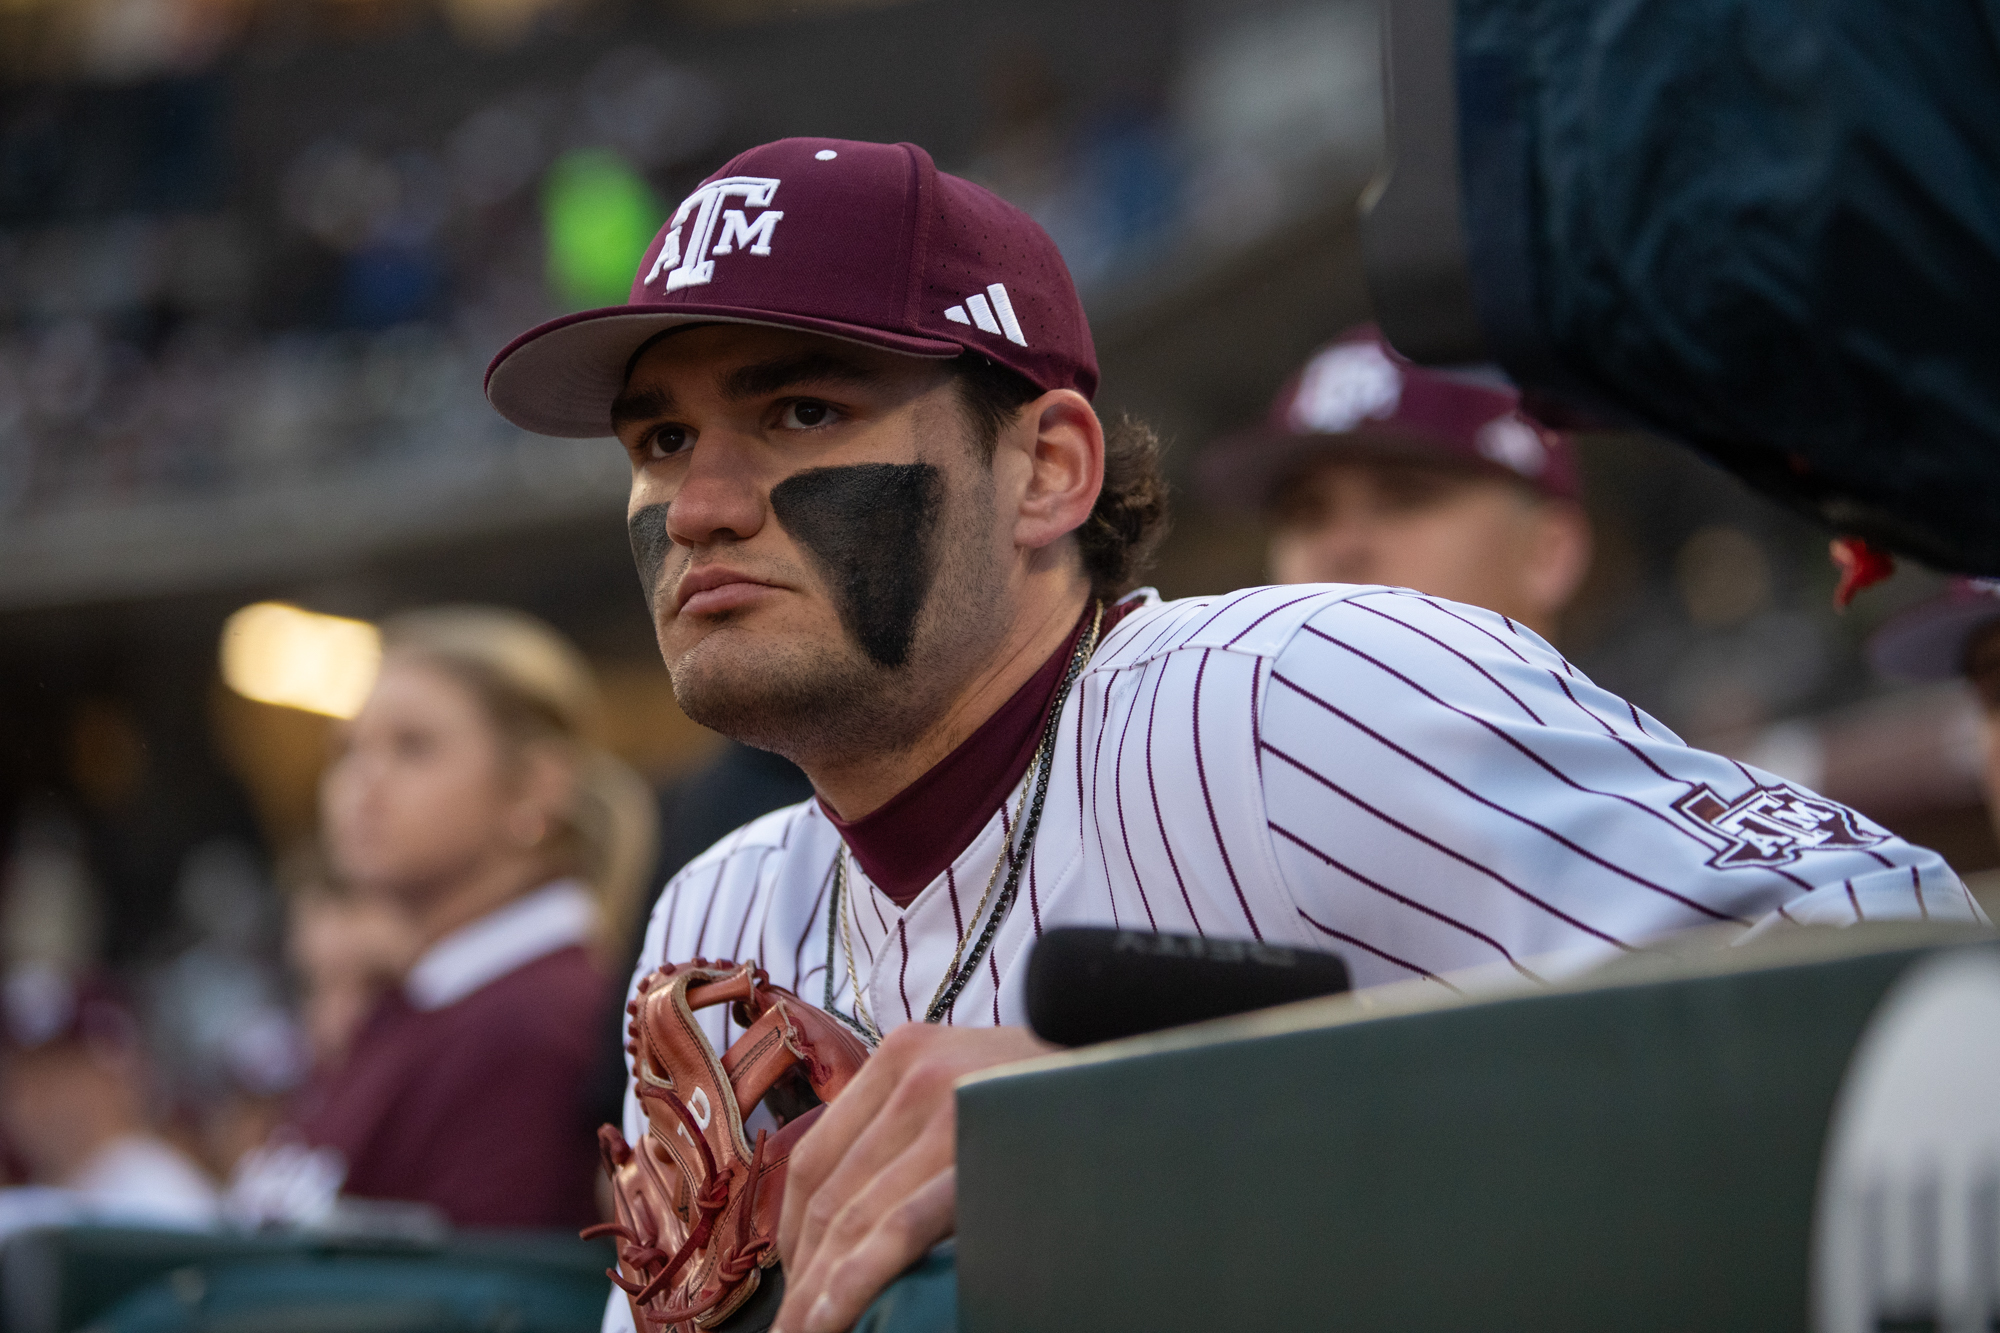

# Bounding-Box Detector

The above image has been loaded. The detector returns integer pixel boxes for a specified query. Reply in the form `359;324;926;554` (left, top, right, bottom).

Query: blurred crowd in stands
0;1;1377;526
0;47;716;520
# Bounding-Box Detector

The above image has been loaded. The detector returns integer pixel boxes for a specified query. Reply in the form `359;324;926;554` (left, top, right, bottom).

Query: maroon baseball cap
486;137;1098;438
1195;325;1579;509
1867;578;2000;682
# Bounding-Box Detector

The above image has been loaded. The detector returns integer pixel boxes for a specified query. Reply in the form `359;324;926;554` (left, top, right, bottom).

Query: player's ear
1002;389;1103;553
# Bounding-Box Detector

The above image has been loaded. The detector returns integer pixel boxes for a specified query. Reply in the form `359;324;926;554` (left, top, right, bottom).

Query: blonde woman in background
281;606;656;1229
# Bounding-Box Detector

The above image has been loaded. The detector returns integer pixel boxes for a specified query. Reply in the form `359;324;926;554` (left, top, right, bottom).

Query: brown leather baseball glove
586;959;871;1331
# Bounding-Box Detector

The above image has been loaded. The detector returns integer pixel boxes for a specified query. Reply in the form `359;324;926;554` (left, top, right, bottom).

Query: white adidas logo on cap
944;283;1028;347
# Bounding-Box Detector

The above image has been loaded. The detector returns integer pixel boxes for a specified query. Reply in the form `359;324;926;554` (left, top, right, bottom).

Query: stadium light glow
219;603;381;719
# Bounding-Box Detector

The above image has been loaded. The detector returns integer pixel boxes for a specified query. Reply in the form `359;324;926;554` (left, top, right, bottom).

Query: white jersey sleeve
601;1287;634;1333
1253;588;1982;987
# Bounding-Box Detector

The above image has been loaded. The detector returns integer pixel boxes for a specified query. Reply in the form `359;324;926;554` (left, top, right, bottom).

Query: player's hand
773;1023;1053;1333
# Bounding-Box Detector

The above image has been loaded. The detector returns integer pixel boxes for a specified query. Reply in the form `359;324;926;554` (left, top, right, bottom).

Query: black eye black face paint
770;463;943;669
628;503;672;601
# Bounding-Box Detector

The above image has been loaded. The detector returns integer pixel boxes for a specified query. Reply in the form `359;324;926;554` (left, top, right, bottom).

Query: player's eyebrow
719;352;887;403
610;385;676;430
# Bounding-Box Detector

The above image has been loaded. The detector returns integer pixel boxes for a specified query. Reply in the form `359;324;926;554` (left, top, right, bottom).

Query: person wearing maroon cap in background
1196;327;1592;639
1869;578;2000;919
483;137;1965;1333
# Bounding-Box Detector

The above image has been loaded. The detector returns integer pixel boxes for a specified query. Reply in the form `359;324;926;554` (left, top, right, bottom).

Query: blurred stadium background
0;0;1985;1162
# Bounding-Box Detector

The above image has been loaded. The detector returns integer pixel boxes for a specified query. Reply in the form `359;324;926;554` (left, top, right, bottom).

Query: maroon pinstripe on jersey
621;583;1983;1151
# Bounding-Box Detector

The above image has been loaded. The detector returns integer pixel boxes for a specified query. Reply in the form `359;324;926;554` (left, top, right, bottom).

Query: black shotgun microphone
1025;927;1350;1048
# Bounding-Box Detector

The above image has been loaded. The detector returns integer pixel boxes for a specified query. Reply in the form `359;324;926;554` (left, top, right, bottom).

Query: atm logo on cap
645;176;785;292
1288;342;1402;434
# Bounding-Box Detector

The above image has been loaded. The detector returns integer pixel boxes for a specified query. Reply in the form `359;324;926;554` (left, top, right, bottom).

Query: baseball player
1195;325;1591;639
482;138;1977;1333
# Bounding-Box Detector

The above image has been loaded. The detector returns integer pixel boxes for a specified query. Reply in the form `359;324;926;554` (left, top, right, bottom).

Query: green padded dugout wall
955;926;1999;1332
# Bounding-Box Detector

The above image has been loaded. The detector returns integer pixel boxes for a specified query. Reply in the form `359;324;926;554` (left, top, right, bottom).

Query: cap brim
1868;593;2000;681
485;304;965;439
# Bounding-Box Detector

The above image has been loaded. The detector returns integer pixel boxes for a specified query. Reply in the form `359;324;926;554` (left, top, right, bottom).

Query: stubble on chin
661;556;1010;772
665;617;939;766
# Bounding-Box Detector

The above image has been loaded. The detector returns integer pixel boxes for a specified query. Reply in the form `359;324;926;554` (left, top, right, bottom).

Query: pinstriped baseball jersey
621;583;1980;1138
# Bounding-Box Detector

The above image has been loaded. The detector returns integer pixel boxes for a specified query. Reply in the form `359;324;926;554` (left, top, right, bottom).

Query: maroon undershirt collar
819;599;1135;907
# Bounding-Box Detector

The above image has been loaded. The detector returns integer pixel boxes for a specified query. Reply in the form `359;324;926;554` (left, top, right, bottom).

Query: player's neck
807;575;1092;821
